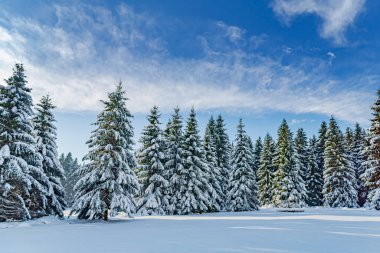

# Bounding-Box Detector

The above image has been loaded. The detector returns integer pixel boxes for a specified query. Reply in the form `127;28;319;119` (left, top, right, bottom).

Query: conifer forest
1;63;379;224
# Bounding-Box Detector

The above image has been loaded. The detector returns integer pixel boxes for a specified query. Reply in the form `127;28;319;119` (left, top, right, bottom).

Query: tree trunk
103;209;108;221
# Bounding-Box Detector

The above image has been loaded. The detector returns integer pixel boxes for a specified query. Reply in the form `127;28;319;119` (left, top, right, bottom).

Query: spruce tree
0;64;49;221
178;107;213;214
253;137;263;179
306;136;323;206
33;95;66;217
203;116;223;212
71;83;139;220
214;114;231;204
60;153;81;207
317;121;328;178
136;106;168;215
164;107;185;214
272;119;307;208
352;123;367;206
227;119;259;211
323;117;357;207
258;133;275;206
294;128;309;186
361;89;380;210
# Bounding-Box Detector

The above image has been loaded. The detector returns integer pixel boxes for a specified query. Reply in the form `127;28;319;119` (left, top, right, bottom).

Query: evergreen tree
71;83;139;220
294;128;309;186
203;116;223;212
352;123;367;206
164;107;185;214
178;107;213;214
361;89;380;210
253;137;263;179
0;64;49;221
60;153;81;207
227;119;259;211
272;119;307;208
214;114;231;203
33;95;66;217
306;136;323;206
323;117;357;208
258;133;275;206
136;106;168;215
317;121;328;179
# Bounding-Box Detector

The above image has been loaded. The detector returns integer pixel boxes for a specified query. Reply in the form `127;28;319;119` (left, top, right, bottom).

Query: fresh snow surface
1;208;380;253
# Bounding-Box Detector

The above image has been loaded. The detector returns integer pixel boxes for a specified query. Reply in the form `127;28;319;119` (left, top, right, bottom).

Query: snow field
1;208;380;253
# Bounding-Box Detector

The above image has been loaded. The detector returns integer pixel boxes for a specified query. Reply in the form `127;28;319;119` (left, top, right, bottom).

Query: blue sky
0;0;379;159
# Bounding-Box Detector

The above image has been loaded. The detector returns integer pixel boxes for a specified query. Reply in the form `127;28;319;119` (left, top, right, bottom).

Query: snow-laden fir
323;117;358;208
177;108;214;214
272;119;307;208
361;89;380;210
136;106;168;215
70;83;139;220
0;64;51;221
227;119;259;211
163;107;186;215
258;133;275;206
203;116;224;212
33;95;66;217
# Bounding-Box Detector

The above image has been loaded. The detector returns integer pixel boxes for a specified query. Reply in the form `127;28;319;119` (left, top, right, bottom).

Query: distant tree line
1;64;379;221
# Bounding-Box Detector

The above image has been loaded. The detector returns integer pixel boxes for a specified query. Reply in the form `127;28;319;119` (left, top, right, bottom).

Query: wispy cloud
0;3;375;124
271;0;366;45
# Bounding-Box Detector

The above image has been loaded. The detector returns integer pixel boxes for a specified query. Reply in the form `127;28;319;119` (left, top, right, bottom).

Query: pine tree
258;133;275;206
33;95;66;217
60;153;81;207
227;119;259;211
71;83;140;220
272;119;307;208
294;128;309;186
203;116;223;212
0;64;49;221
136;106;168;215
178;107;213;214
214;114;231;204
323;117;357;208
164;107;185;214
306;136;323;206
361;89;380;210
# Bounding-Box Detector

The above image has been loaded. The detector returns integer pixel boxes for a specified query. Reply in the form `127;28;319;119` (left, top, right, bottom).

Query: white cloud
272;0;366;44
216;21;245;42
0;4;375;124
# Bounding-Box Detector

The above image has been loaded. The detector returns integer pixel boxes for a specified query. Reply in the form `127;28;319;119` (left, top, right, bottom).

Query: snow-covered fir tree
258;133;275;206
272;119;307;208
317;121;328;178
136;106;168;215
178;107;213;214
352;123;367;206
294;128;309;186
203;116;223;212
71;83;140;220
253;137;263;179
361;89;380;210
163;107;186;214
60;153;81;207
227;119;259;211
306;136;323;206
323;117;357;208
33;95;66;217
0;64;50;221
214;114;231;203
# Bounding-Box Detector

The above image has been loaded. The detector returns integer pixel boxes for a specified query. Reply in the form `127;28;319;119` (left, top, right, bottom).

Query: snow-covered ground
1;208;380;253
